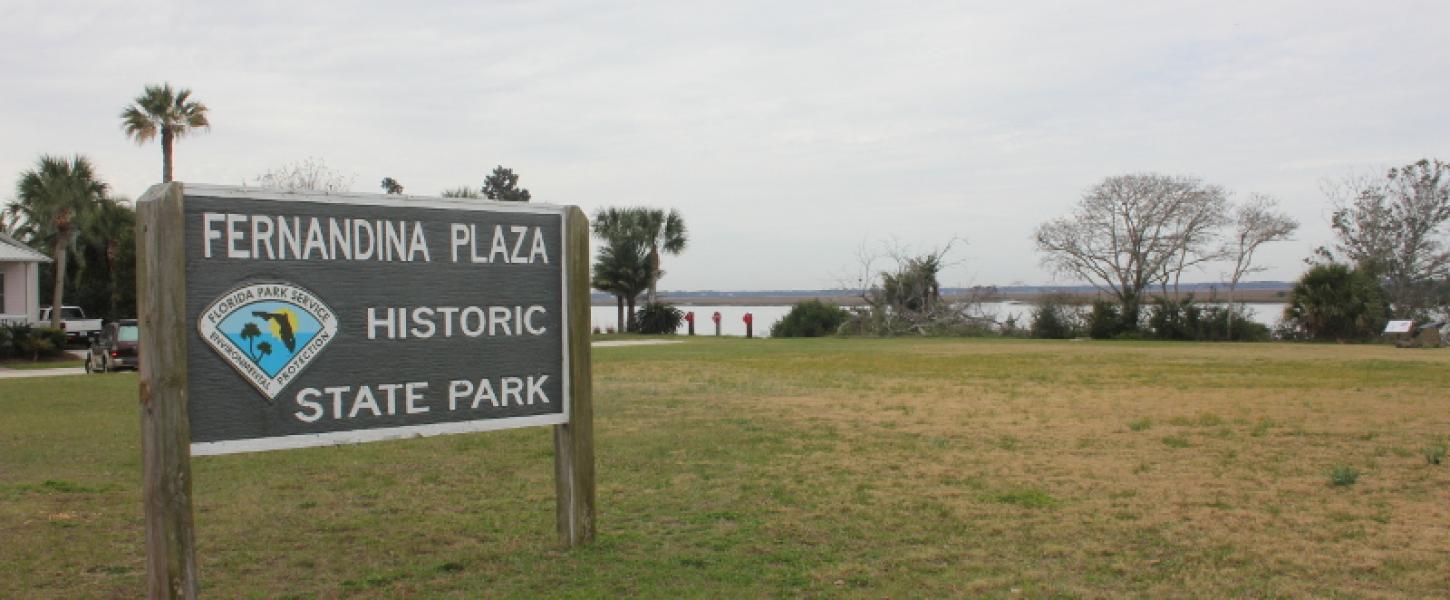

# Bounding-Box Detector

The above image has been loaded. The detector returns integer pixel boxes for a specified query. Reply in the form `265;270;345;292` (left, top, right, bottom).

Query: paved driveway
0;367;88;379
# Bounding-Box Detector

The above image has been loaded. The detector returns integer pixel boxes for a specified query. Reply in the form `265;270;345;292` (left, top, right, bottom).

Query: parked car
85;319;139;373
35;306;104;344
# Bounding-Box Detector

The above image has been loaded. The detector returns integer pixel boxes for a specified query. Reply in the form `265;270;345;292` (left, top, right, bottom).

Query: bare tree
1221;194;1298;329
1161;183;1230;295
251;157;355;192
1321;159;1450;317
1034;174;1229;328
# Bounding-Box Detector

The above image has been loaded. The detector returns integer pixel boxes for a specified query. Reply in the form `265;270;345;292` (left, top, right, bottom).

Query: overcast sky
4;1;1448;291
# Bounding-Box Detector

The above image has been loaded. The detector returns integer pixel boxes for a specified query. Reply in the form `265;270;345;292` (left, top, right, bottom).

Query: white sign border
184;187;574;455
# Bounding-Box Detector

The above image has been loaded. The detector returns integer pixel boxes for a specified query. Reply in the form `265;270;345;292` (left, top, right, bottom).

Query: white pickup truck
35;306;105;343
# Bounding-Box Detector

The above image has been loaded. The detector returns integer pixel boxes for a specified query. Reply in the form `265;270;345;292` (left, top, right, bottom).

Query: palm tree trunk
647;245;660;305
616;295;624;332
107;245;120;319
161;128;174;183
626;295;637;332
49;239;67;329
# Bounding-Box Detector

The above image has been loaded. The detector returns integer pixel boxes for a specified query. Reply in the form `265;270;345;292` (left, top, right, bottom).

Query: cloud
3;0;1448;290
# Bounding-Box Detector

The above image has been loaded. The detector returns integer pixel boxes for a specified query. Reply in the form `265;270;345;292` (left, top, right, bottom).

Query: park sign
136;183;595;598
173;184;573;454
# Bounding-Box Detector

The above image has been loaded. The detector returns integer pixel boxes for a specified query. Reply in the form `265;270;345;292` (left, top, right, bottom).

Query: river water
590;302;1290;338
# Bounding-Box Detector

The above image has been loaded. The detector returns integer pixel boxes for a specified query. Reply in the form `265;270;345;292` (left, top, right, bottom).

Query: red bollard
744;312;754;339
712;311;722;336
685;311;695;336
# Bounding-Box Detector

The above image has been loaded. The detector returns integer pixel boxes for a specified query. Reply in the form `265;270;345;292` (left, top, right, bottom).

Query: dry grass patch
3;338;1448;597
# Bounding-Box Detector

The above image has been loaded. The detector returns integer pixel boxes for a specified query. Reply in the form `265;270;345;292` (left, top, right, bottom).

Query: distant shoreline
592;286;1292;307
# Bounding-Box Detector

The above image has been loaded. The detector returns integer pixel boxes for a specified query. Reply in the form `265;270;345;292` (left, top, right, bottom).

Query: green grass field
3;338;1448;598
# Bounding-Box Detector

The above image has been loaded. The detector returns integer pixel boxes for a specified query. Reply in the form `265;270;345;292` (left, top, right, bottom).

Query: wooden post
555;207;596;547
136;183;199;599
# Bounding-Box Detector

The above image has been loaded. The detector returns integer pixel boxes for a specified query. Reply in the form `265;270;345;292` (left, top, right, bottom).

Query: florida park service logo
198;282;338;402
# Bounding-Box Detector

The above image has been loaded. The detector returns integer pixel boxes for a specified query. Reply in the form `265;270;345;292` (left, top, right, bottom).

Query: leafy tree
380;177;404;194
7;155;107;327
241;322;263;361
119;83;209;183
880;254;943;314
440;186;481;199
1283;263;1389;342
771;300;848;337
1321;159;1450;318
483;165;531;202
844;239;994;336
1035;174;1229;329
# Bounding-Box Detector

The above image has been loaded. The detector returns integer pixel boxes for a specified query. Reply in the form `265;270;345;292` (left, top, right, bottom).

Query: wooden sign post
137;183;594;598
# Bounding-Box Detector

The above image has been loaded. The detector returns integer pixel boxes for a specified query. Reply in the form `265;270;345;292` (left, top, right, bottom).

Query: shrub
1283;263;1389;342
999;314;1024;337
634;302;684;334
12;326;66;361
1329;465;1360;486
1148;296;1201;340
1424;444;1447;466
0;325;14;358
1088;299;1132;339
1030;294;1080;339
1128;418;1152;432
1147;296;1270;341
771;300;848;338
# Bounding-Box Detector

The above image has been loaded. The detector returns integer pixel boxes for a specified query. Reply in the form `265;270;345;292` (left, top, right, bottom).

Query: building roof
0;232;53;263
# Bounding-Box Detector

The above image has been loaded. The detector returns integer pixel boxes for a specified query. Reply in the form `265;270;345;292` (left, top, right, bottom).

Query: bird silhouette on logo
251;311;297;352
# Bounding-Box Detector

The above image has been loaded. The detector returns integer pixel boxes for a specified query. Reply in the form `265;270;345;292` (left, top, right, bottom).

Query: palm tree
1284;263;1388;342
120;83;210;183
591;237;651;332
9;155;108;328
240;322;263;361
74;197;137;320
635;208;688;304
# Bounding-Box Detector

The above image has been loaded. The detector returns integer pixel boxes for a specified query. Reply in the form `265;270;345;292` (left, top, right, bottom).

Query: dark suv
85;320;139;373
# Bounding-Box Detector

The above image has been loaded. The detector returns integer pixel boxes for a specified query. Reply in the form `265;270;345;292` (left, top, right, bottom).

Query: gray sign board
178;185;572;455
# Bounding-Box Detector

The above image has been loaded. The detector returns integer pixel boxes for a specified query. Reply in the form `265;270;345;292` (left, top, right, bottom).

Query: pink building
0;232;51;325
